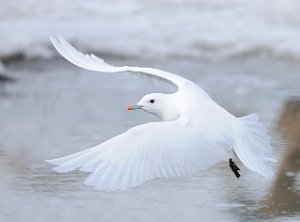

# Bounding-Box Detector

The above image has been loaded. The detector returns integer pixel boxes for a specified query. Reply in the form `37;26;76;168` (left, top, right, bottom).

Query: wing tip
49;36;58;47
52;166;71;173
45;159;70;173
49;33;62;45
45;159;57;165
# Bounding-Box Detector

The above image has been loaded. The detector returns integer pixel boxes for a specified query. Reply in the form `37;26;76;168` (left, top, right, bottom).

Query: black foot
229;158;241;179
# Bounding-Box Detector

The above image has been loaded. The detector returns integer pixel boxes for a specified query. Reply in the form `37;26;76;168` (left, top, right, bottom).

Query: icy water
0;57;300;222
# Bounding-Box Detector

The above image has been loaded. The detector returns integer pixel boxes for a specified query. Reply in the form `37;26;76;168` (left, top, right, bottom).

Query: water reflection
262;98;300;217
0;146;85;190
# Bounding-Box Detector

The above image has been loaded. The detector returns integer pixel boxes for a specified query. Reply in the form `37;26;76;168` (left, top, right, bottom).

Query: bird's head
128;93;179;121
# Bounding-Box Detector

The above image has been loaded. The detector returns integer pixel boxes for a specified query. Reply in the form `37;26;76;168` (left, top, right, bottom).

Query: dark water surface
0;57;299;221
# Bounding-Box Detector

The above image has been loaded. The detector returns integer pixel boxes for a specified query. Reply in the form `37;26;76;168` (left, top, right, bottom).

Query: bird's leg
229;158;241;179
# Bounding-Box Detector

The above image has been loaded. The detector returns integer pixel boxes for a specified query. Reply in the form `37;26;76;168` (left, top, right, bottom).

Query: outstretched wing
50;35;194;90
46;120;231;191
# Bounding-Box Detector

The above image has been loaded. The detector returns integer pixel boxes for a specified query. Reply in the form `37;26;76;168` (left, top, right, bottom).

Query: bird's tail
233;113;276;178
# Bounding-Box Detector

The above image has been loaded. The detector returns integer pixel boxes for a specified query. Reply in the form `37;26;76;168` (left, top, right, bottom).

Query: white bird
46;35;276;191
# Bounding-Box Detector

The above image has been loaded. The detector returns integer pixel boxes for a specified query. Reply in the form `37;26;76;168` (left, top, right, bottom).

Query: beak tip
127;104;141;110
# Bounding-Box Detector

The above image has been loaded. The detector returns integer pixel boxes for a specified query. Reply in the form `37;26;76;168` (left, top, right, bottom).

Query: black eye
150;99;155;104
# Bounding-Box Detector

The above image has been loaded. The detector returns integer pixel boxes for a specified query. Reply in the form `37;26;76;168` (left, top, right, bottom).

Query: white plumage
46;35;276;191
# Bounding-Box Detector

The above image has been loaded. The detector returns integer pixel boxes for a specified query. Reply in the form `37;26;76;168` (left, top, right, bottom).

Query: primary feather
50;35;193;90
47;120;231;191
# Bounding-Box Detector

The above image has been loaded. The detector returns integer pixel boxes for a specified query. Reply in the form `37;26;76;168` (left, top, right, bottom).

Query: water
0;57;299;221
1;0;300;61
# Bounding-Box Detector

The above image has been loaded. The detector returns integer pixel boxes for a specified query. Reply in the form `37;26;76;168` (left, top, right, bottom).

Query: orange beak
127;104;141;110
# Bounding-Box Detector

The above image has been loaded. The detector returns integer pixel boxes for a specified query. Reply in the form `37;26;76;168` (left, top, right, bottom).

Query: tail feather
234;113;276;178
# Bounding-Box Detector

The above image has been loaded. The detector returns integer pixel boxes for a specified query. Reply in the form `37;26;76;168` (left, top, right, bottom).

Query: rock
261;98;300;217
0;60;14;82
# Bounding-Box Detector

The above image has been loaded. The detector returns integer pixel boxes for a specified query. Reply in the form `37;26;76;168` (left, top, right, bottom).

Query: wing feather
47;120;231;191
50;35;193;90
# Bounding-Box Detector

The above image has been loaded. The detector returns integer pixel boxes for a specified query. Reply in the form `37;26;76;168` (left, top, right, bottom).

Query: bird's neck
159;110;180;121
159;98;180;121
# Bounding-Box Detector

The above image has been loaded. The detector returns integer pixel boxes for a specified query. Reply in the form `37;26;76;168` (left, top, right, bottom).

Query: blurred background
0;0;300;221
